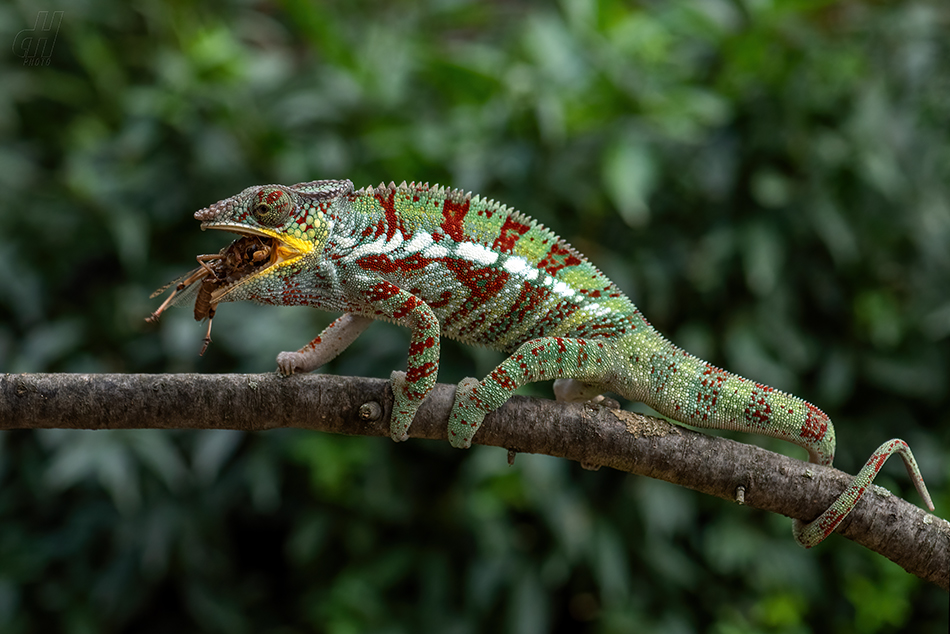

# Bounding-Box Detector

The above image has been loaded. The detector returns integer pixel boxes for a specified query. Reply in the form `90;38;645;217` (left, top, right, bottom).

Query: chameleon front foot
277;350;311;375
277;315;376;376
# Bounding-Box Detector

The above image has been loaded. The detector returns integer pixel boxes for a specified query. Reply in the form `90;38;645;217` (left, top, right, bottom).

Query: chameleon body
166;179;932;547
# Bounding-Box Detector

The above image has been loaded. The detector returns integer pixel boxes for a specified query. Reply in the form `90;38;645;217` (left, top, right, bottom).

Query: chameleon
150;178;933;547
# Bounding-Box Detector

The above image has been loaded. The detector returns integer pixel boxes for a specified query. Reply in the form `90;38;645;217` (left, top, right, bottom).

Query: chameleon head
192;181;343;303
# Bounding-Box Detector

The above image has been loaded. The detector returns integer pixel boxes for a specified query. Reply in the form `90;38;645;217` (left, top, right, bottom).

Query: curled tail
619;330;934;546
792;439;933;547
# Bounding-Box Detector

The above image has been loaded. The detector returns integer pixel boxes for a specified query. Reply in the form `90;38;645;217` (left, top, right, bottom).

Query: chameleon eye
251;188;293;226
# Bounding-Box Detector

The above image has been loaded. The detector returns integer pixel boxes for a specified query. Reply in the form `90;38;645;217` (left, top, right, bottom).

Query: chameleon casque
150;179;933;547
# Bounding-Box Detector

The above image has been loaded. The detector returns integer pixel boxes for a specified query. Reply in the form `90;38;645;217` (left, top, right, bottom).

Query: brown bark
2;372;947;590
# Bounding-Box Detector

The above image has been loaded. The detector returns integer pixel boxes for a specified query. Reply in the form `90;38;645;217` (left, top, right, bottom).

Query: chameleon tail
621;331;934;546
793;438;934;548
620;330;839;465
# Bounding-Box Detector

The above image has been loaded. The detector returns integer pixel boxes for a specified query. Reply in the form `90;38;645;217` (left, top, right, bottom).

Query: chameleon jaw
202;224;313;302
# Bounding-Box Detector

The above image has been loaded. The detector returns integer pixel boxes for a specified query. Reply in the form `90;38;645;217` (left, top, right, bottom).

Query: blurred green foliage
1;0;948;631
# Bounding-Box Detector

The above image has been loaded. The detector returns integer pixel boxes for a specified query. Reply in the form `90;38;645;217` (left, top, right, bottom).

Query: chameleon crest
150;179;933;548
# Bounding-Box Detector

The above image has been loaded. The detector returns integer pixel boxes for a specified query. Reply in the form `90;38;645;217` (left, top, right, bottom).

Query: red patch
393;253;432;271
427;290;453;309
374;188;400;240
445;259;511;305
441;196;470;242
820;509;844;539
490;366;518;391
408;335;437;356
406;362;437;383
537;242;582;276
492;217;531;253
359;252;436;275
355;254;394;273
361;223;385;240
800;403;829;444
261;190;283;205
392;295;424;320
364;281;401;303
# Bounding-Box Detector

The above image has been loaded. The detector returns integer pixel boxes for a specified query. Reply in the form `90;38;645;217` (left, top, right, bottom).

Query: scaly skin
177;179;933;547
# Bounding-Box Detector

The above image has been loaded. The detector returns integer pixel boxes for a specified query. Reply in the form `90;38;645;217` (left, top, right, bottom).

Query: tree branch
2;372;946;590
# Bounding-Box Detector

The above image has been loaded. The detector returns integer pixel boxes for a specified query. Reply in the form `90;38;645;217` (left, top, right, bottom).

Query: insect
147;236;276;355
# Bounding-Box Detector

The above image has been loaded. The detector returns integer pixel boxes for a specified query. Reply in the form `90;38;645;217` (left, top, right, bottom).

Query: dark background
1;1;948;632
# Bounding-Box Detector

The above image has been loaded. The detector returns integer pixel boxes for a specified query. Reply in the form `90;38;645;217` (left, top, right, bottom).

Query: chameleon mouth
203;226;310;302
147;225;311;356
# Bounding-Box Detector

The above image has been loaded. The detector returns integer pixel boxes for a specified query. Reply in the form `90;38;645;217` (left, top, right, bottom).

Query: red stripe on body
426;290;453;309
374;188;400;241
444;259;511;305
537;242;582;276
492;217;531;253
356;254;395;274
441;196;470;242
357;252;436;275
364;281;401;303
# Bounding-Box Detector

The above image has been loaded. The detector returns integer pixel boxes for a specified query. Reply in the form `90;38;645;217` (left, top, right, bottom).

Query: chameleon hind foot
388;370;423;442
553;378;605;403
447;378;487;449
